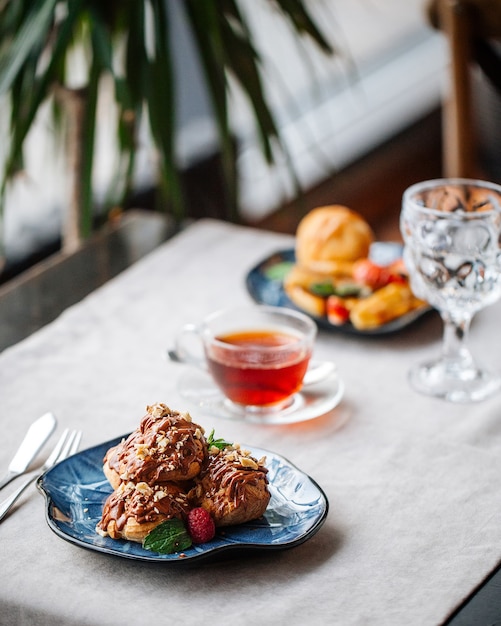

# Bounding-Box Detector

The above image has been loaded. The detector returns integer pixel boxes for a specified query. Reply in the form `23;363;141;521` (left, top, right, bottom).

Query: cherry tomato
353;259;391;289
353;258;408;289
326;296;350;325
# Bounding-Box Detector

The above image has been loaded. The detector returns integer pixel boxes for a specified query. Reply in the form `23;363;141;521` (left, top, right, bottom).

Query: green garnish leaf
333;283;362;297
264;261;294;281
142;518;192;554
207;428;232;450
310;281;336;297
310;282;363;298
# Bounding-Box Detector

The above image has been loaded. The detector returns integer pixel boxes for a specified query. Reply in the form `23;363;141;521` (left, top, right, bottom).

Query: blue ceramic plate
38;436;329;563
246;246;432;336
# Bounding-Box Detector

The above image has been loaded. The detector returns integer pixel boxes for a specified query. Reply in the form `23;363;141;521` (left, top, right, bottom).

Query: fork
0;428;82;523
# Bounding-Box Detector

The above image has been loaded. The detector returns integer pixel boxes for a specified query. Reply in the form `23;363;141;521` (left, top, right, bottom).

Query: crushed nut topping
147;403;173;418
135;443;149;460
117;481;136;497
156;436;169;451
240;457;259;470
135;482;153;496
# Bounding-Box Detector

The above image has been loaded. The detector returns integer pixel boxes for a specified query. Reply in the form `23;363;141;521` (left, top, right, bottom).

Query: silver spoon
0;412;57;490
166;349;182;363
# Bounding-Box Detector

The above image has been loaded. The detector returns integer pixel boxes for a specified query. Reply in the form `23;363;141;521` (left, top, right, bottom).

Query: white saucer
177;367;344;425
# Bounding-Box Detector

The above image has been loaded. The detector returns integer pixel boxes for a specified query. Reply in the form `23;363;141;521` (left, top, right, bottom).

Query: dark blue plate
246;246;431;336
38;436;329;563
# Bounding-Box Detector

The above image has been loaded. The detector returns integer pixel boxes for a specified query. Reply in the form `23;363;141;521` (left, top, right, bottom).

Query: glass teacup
174;305;317;413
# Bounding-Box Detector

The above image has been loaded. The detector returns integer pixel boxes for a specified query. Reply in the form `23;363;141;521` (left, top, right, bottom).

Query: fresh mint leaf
142;518;192;554
206;428;232;450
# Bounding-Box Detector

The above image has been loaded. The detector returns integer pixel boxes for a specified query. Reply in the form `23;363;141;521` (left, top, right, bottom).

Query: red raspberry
187;507;216;544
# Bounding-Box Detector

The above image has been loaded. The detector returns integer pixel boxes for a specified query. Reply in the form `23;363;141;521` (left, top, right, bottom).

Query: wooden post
439;0;476;178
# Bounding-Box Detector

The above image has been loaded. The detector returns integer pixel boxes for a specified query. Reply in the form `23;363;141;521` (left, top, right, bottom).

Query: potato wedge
349;283;423;330
284;284;326;317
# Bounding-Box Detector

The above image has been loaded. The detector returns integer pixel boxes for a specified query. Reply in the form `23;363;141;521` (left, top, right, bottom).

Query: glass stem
440;311;473;369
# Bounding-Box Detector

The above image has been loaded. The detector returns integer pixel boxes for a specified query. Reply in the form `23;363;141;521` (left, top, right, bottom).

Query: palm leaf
0;0;58;94
0;0;336;253
2;0;85;179
220;0;279;164
183;1;238;218
146;0;183;218
274;0;334;54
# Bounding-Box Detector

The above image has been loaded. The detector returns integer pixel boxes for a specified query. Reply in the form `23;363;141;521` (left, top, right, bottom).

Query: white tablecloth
2;219;501;625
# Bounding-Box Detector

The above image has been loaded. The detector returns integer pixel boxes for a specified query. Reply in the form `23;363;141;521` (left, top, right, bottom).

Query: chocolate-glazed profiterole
96;480;190;543
189;443;270;527
103;403;207;489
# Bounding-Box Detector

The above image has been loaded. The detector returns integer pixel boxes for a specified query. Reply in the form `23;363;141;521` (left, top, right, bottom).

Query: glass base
409;358;501;403
222;394;302;418
177;367;345;424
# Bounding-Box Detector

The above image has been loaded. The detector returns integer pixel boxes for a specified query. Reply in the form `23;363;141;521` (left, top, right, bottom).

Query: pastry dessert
103;403;207;489
96;480;190;543
188;443;270;527
97;404;271;548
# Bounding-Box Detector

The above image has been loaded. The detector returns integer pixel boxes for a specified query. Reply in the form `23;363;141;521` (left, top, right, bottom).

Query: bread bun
296;205;374;273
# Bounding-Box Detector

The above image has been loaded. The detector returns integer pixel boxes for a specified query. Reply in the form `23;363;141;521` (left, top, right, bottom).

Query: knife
0;412;57;490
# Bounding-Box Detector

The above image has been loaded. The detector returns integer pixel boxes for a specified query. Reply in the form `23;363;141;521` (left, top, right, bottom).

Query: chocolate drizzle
190;445;270;524
98;482;190;536
97;403;270;540
105;405;207;484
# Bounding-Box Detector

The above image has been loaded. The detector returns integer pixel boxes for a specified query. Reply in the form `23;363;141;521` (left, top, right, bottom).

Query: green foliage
0;0;334;244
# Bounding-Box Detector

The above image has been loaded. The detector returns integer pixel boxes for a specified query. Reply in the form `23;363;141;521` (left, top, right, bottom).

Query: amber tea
206;329;311;407
174;305;317;413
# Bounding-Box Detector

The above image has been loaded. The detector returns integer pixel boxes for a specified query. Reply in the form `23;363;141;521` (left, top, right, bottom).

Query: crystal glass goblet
400;178;501;402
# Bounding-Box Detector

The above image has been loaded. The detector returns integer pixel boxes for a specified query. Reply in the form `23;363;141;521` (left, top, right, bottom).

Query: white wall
229;0;448;219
